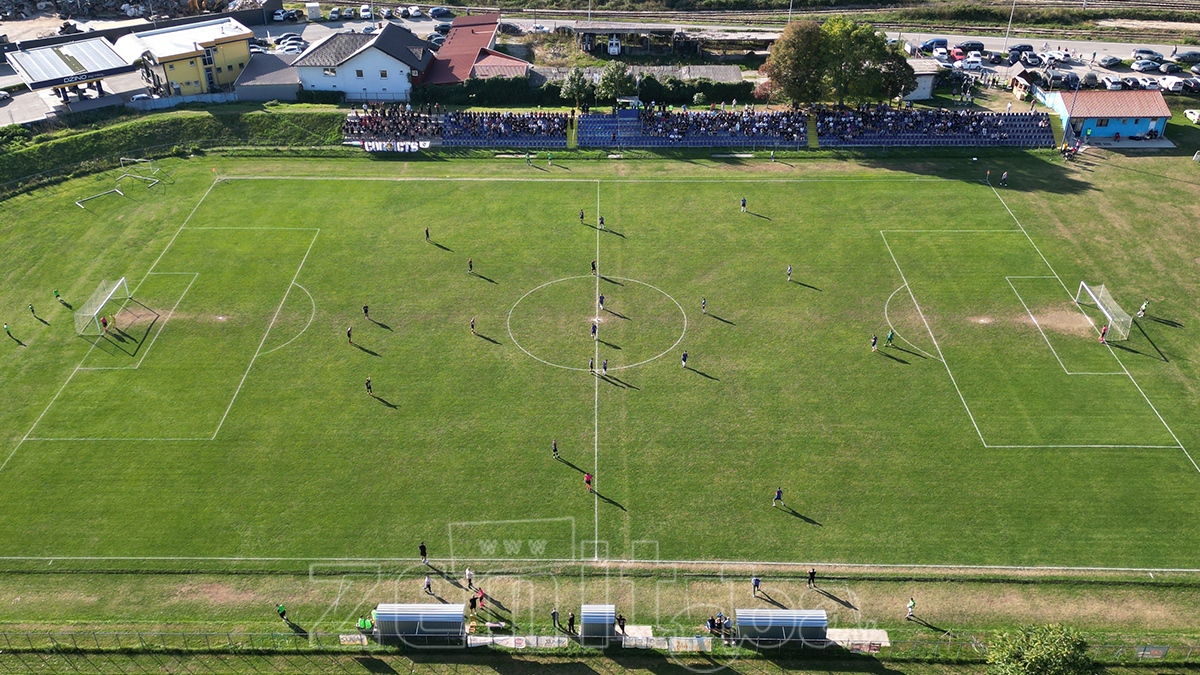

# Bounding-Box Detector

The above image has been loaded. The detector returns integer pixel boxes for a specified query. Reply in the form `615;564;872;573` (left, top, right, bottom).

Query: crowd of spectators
636;109;808;143
814;103;1045;142
342;102;442;142
442;111;569;140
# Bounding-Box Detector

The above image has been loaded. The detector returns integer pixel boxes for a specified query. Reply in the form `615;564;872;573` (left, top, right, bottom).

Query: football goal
1075;282;1132;341
74;278;131;335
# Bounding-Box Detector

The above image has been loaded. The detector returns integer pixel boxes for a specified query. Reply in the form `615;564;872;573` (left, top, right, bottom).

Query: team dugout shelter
579;604;617;645
735;609;828;644
7;37;135;103
372;603;465;644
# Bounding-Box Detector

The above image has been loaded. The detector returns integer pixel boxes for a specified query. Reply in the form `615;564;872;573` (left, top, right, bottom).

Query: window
202;48;214;66
380;70;388;79
1096;119;1109;127
168;64;174;70
238;62;244;69
323;68;337;76
1134;119;1140;124
1120;119;1127;125
356;69;364;78
189;60;195;66
215;66;222;73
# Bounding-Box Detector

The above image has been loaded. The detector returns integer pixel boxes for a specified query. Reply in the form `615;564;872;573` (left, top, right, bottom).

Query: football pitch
1;157;1198;571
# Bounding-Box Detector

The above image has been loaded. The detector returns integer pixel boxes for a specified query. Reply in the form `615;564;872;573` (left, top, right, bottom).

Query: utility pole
1001;0;1016;53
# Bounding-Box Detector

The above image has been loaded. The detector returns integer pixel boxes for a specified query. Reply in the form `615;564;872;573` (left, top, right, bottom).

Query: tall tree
821;17;887;106
761;20;826;105
596;60;633;102
560;66;591;108
878;48;918;101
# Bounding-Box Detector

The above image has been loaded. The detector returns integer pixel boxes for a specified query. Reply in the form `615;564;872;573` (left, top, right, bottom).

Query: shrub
988;624;1094;675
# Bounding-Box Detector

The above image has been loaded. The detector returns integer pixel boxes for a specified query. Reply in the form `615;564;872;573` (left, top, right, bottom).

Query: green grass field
1;150;1198;572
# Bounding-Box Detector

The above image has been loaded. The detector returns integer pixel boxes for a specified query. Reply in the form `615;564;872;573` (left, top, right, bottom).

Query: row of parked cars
280;5;453;21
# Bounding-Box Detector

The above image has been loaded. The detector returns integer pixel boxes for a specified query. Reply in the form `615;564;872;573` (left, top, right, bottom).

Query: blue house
1043;90;1170;141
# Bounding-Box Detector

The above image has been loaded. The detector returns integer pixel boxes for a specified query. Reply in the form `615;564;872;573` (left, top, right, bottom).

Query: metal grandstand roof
7;37;135;90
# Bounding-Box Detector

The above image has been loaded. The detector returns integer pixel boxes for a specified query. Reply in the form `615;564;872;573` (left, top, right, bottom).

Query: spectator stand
577;106;808;149
441;111;570;149
734;609;828;647
342;102;444;151
813;104;1054;148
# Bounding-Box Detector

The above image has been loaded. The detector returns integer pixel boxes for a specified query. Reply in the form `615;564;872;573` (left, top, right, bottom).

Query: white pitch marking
0;178;221;475
258;282;317;357
883;284;941;362
593;179;601;562
210;229;320;441
989;186;1198;474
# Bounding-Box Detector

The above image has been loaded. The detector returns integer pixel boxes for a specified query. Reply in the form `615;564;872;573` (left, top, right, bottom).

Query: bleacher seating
577;109;808;148
441;111;569;148
814;106;1054;148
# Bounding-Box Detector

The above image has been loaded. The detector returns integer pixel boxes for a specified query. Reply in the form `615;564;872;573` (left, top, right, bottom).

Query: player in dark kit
363;304;370;320
365;377;373;396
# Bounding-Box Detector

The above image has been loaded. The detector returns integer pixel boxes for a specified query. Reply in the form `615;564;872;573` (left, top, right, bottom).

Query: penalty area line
210;229;320;441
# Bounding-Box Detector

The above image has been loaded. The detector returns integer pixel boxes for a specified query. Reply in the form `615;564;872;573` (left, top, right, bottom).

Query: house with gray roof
234;53;301;102
293;22;434;102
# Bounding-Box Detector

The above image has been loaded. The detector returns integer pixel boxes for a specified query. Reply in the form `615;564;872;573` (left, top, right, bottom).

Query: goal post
1075;281;1132;341
74;278;131;335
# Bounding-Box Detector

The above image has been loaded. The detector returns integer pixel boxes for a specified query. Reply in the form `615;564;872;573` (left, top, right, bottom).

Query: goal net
74;278;131;335
1074;282;1132;341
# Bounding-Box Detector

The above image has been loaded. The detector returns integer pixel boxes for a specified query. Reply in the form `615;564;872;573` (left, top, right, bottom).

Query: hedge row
0;111;345;184
410;75;755;107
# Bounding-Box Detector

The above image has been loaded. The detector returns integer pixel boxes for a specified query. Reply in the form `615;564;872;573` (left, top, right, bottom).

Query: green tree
596;60;633;102
821;17;887;106
760;20;825;105
560;66;591;108
878;48;918;100
988;624;1094;675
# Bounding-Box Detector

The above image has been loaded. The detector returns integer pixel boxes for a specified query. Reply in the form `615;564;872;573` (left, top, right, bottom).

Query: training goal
1074;282;1132;341
74;278;131;335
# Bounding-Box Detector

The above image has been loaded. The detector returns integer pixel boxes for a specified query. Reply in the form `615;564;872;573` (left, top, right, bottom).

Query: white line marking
989;186;1198;474
216;175;947;184
184;227;320;231
210;230;320;440
593;180;600;562
883;284;941;362
880;232;987;447
1005;277;1120;375
985;444;1183;449
258;282;317;357
124;272;199;369
0;178;221;476
25;437;209;442
0;554;1197;573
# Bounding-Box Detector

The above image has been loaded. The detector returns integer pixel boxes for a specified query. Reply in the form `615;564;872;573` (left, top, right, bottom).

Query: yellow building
115;18;253;97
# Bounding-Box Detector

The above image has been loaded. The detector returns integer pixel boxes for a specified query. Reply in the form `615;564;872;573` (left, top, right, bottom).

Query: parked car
955;40;984;53
1192;64;1200;75
343;7;355;18
1132;59;1161;72
286;9;300;19
985;51;1005;64
272;8;286;20
1098;55;1122;68
362;24;375;33
328;7;340;19
434;21;451;33
399;7;410;16
0;91;12;101
1183;78;1200;93
425;31;440;40
1121;76;1142;89
1175;51;1200;63
954;56;983;71
949;47;965;61
1138;76;1159;89
381;7;392;18
429;6;451;16
408;5;421;16
1081;72;1099;88
274;32;300;40
249;45;264;53
1021;52;1042;66
281;45;303;54
920;38;947;53
932;47;948;61
359;5;371;19
1159;62;1183;73
1160;76;1186;92
430;34;445;46
1101;75;1122;90
1008;43;1034;53
1185;109;1200;123
1131;48;1163;61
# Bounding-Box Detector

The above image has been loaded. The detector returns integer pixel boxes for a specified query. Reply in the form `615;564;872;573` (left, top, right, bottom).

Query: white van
1160;76;1186;92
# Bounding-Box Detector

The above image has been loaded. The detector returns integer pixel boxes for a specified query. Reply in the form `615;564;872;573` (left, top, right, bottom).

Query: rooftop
1062;89;1171;119
293;23;432;71
114;17;253;62
423;13;529;86
234;53;300;87
7;37;134;89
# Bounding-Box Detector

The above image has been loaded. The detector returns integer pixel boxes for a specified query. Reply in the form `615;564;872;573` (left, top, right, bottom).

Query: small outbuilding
735;609;828;644
373;603;466;642
234;53;300;102
579;604;616;645
1043;89;1170;141
903;58;941;101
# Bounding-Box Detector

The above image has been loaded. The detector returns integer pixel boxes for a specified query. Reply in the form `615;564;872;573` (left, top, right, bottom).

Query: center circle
507;275;687;372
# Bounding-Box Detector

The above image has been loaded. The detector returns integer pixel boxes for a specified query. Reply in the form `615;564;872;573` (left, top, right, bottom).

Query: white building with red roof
422;14;531;86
